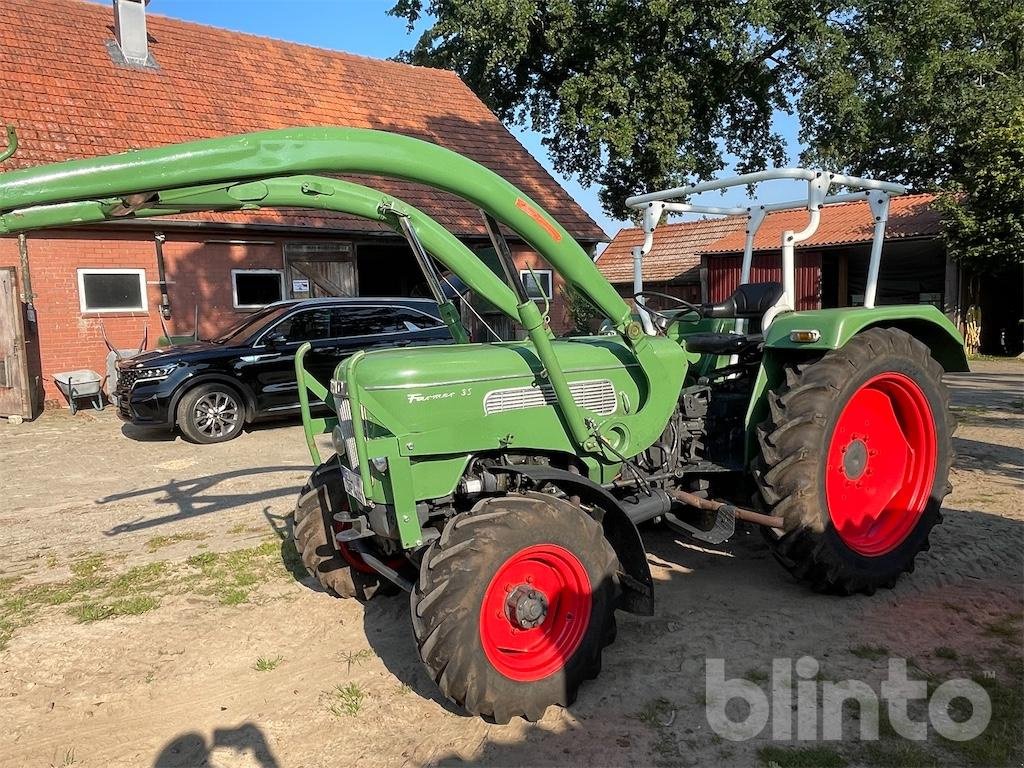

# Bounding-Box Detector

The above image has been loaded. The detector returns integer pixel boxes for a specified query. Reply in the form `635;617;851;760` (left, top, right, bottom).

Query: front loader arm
0;127;679;464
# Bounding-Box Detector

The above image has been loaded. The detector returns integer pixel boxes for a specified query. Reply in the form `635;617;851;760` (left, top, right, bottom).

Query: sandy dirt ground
0;360;1020;768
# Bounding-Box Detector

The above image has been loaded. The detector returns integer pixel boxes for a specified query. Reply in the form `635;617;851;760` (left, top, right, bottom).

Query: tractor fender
490;465;654;616
743;305;969;460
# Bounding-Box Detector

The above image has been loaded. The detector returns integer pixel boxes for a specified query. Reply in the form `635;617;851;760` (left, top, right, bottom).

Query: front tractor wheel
411;494;619;723
292;458;399;600
756;327;954;594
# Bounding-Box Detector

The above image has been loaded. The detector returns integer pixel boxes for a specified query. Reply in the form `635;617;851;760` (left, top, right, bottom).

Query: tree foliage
390;0;824;217
934;105;1024;274
392;0;1023;269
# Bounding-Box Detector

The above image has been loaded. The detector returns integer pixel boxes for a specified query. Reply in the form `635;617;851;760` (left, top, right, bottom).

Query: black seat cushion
684;332;764;355
704;282;784;318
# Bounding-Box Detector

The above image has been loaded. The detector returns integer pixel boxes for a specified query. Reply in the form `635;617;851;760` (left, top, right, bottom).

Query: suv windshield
213;304;292;344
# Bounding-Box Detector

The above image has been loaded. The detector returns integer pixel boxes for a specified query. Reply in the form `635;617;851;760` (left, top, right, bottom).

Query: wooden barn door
0;267;31;419
284;242;357;298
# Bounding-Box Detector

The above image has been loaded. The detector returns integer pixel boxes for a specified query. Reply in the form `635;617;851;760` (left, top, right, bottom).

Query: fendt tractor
0;126;966;723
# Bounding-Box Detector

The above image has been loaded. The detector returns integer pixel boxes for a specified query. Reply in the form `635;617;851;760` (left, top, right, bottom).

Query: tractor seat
703;281;784;318
684;332;764;356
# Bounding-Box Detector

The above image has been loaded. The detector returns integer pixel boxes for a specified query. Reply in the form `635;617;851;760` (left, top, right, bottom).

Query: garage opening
356;241;429;297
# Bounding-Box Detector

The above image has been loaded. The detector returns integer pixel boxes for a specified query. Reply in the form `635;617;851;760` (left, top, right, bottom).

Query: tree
392;1;1023;270
559;281;600;333
795;0;1023;188
390;0;827;218
934;105;1024;275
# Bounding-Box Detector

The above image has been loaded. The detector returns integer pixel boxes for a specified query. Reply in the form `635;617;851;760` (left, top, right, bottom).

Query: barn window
232;269;285;309
77;268;147;313
519;269;552;302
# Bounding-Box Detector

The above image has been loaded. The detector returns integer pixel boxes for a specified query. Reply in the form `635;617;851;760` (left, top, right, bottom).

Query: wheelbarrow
52;369;104;414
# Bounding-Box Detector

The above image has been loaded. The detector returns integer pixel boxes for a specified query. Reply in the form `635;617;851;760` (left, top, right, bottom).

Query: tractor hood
333;334;686;446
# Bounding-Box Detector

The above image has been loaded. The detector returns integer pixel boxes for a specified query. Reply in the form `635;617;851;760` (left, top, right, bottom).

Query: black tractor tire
755;327;954;595
291;458;396;600
176;382;246;444
411;493;619;723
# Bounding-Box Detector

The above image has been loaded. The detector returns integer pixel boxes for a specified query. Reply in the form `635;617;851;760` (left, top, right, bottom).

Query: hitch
664;488;783;544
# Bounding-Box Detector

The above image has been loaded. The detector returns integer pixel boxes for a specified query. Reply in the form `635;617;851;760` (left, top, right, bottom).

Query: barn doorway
0;267;34;420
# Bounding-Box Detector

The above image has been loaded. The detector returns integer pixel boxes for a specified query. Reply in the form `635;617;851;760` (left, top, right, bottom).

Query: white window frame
232;268;285;310
77;268;148;313
519;268;553;302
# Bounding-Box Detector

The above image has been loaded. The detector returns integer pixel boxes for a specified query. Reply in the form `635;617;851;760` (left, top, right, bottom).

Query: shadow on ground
99;466;304;535
153;723;279;767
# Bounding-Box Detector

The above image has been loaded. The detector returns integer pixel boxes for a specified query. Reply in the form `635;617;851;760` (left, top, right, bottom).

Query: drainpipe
17;234;36;322
154;231;171;319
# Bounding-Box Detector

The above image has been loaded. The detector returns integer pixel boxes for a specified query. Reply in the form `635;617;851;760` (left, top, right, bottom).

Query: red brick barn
0;0;605;414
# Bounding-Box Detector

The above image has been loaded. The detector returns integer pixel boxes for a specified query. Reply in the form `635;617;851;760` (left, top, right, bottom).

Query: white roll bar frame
625;168;907;334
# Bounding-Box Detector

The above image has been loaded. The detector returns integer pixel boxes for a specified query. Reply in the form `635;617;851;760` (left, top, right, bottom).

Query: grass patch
747;667;770;684
340;648;374;672
985;613;1022;643
636;697;676;727
254;655;283;672
849;644;890;660
325;682;365;717
145;531;208;552
942;655;1024;768
185;540;291;604
860;739;939;767
48;747;77;767
70;553;106;579
0;541;297;647
69;595;159;622
758;745;847;768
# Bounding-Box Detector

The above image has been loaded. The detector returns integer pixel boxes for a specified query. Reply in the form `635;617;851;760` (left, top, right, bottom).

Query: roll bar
625;168;908;332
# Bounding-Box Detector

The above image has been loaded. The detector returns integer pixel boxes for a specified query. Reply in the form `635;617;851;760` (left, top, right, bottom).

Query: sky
105;0;808;242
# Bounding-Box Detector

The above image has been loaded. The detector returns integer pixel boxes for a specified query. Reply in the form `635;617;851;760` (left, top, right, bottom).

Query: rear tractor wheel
292;457;400;600
411;493;620;723
756;327;953;594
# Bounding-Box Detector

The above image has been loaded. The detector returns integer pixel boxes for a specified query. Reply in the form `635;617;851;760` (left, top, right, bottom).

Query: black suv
115;298;452;443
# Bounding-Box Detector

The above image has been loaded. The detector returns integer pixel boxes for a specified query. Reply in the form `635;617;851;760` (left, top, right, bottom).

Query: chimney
113;0;153;67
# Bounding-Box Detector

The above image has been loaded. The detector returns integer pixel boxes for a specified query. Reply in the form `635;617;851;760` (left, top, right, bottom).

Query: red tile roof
597;193;940;283
0;0;605;241
704;193;939;253
597;217;744;284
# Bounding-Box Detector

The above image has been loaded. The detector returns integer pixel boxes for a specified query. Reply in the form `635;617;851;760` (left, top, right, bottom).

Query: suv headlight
135;365;177;380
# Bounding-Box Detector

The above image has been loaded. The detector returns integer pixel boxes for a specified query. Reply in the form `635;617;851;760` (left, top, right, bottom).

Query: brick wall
510;243;571;335
0;229;297;403
0;228;580;404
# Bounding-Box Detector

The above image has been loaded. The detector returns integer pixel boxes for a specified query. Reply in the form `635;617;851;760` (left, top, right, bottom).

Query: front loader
0;126;967;724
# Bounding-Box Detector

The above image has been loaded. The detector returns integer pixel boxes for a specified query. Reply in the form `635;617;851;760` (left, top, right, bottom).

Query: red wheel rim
331;520;406;575
479;544;592;682
825;372;937;556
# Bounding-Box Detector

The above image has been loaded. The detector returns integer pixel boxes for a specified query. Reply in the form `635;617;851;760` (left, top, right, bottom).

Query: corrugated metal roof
704;193;940;253
597;217;744;284
0;0;607;241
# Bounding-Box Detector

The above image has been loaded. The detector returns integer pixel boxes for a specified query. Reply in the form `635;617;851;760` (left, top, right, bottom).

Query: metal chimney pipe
113;0;151;67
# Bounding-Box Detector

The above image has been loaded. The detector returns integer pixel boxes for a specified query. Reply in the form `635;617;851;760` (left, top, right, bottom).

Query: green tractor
0;127;966;724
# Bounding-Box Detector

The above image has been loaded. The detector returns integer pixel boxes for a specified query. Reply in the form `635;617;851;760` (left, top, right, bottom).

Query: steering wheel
632;291;703;325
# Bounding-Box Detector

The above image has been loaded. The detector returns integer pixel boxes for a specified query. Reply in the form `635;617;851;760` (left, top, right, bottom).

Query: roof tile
597;217;745;283
598;193;940;283
704;193;939;253
0;0;606;241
